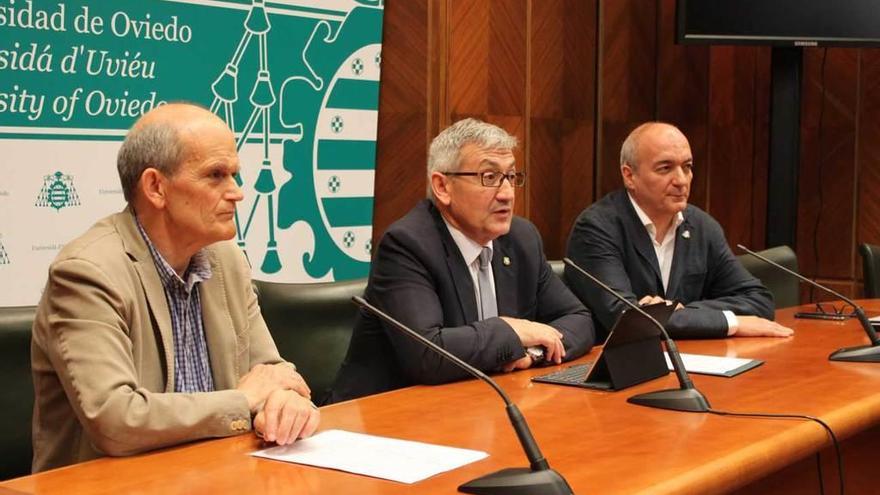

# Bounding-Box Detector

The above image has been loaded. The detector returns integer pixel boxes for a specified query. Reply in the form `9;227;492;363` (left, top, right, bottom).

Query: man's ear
431;171;453;206
621;164;636;191
139;168;168;209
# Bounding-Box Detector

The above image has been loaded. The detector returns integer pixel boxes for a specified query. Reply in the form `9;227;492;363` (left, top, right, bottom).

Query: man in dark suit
565;122;793;341
329;118;595;403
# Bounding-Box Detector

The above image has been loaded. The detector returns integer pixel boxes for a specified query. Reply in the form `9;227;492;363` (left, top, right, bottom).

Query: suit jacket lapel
666;213;692;298
619;192;664;292
198;249;238;390
430;204;480;323
116;209;176;392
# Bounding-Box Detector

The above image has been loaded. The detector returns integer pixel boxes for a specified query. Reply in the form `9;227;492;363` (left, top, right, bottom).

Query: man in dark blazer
565;122;793;341
329;119;595;403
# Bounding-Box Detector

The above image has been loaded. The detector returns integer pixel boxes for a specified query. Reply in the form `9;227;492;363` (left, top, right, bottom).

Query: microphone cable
706;407;843;495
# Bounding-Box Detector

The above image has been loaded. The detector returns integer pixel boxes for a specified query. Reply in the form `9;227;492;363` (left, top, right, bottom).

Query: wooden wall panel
556;0;598;255
530;1;565;121
528;119;563;254
372;0;430;248
448;0;528;216
377;1;429;114
656;0;709;211
558;120;595;253
528;0;565;255
529;0;597;257
750;48;771;251
448;0;528;119
597;0;658;198
487;0;527;116
448;0;491;115
857;49;880;288
797;48;858;282
706;47;762;249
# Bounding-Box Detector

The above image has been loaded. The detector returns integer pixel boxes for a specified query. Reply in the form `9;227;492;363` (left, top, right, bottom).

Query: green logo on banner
1;0;384;284
35;171;81;211
277;5;383;280
205;2;383;280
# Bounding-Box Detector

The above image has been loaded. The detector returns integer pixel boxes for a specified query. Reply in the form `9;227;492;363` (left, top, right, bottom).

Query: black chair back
0;305;36;480
858;243;880;298
737;245;800;308
253;279;366;405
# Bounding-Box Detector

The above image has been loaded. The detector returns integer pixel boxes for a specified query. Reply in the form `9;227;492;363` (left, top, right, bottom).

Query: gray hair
117;121;184;202
620;121;684;170
427;118;518;196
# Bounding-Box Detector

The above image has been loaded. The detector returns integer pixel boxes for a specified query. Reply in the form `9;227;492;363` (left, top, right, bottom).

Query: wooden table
4;303;880;494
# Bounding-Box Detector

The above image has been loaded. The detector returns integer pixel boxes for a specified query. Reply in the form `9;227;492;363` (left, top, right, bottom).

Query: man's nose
495;175;515;200
671;167;688;185
228;176;244;201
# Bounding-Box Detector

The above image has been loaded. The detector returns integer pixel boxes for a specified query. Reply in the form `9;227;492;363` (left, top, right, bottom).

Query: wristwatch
525;346;546;365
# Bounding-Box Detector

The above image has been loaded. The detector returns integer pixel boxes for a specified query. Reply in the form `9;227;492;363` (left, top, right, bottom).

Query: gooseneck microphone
737;244;880;362
351;296;574;495
563;258;710;413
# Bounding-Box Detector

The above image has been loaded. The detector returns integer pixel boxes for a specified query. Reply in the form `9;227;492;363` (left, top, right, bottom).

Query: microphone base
627;387;711;413
829;343;880;362
458;467;573;495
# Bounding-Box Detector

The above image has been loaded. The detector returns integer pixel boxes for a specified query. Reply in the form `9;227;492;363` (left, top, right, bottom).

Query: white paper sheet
665;352;762;377
250;429;489;484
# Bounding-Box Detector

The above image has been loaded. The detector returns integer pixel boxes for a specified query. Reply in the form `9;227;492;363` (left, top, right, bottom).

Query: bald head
134;103;223;133
117;103;230;202
620;122;687;170
619;121;693;224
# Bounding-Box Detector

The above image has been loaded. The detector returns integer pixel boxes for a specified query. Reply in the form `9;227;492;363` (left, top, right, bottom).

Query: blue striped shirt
136;218;215;393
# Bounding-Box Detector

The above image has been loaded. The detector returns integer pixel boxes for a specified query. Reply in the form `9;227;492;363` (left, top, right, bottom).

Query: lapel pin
682;230;691;239
503;256;511;266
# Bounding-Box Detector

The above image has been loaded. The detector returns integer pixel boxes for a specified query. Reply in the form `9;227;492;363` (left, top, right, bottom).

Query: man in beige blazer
30;103;319;472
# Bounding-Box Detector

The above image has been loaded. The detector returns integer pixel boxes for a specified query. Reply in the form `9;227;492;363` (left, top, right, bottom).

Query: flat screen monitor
677;0;880;47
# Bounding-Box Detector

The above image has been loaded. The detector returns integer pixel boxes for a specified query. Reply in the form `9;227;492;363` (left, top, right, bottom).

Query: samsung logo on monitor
794;41;818;47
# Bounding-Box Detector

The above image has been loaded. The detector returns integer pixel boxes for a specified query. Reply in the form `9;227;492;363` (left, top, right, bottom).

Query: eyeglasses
814;302;857;318
443;170;527;188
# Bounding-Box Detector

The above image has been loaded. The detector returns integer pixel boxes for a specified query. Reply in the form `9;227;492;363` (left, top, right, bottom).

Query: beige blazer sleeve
35;255;253;458
30;210;292;474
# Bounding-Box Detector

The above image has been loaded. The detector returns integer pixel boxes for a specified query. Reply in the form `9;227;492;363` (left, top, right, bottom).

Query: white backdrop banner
0;0;384;306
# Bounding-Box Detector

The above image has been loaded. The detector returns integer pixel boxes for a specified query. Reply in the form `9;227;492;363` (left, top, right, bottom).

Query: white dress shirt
628;194;738;331
443;219;496;319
